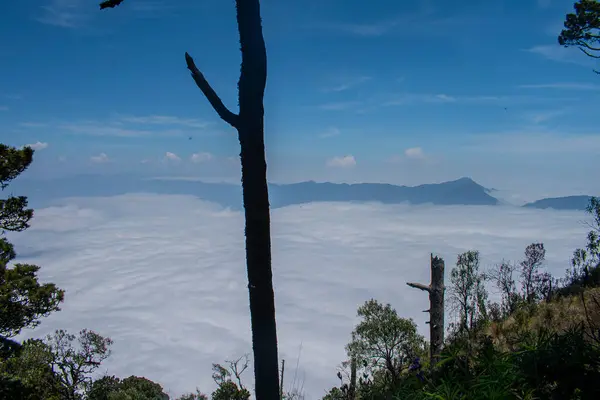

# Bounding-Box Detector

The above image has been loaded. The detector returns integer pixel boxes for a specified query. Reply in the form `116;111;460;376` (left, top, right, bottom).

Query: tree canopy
0;144;64;339
559;0;600;71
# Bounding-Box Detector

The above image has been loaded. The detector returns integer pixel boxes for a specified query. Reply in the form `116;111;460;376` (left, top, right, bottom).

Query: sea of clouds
7;193;592;399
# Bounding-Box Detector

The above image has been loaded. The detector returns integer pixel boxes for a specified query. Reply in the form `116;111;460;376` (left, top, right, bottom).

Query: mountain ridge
522;195;594;211
11;174;596;211
13;175;498;209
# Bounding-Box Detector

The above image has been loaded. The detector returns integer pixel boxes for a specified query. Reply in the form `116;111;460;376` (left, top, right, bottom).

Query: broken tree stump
407;254;445;366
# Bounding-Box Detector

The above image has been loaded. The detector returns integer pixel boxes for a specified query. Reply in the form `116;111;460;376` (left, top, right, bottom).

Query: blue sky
0;0;599;199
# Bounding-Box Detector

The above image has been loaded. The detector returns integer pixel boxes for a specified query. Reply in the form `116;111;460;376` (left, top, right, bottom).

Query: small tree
519;243;547;304
558;0;600;72
346;299;424;386
211;355;251;400
175;391;209;400
44;329;113;400
88;375;169;400
0;143;64;340
449;251;488;336
488;260;520;316
568;197;600;287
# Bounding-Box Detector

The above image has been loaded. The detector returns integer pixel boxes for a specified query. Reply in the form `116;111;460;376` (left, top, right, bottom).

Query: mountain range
10;174;595;211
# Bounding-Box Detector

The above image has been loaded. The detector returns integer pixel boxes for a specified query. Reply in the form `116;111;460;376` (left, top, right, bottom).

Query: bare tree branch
406;282;431;292
184;52;240;128
579;46;600;58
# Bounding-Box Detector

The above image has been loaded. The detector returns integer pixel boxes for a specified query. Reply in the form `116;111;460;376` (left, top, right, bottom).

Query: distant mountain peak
454;176;475;183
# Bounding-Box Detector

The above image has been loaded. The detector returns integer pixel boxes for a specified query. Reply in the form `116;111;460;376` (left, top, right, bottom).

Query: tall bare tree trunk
235;2;280;398
407;254;445;366
99;1;280;398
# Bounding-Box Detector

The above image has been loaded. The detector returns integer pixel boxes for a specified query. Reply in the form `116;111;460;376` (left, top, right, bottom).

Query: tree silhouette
558;0;600;73
99;1;280;398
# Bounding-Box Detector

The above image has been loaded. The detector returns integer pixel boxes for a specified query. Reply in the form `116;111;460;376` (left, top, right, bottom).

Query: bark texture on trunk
407;254;445;366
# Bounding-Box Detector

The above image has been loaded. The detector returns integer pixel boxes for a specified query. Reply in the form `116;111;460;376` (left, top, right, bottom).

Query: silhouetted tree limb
185;53;240;128
99;0;125;9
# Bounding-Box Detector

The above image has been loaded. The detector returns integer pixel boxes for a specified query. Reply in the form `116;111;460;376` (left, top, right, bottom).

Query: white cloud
0;105;8;111
404;147;425;160
522;108;569;124
524;45;594;67
24;141;49;151
119;115;210;129
190;152;214;163
518;82;600;91
318;101;363;111
325;76;372;92
34;115;208;138
36;0;92;29
10;195;591;399
465;131;600;154
60;122;181;138
165;152;181;162
90;153;110;163
387;147;429;164
319;127;341;138
326;155;356;168
433;94;456;102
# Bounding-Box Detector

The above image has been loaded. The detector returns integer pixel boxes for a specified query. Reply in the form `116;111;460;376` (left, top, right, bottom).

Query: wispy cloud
382;92;578;107
522;108;570;124
321;17;407;37
525;45;595;67
315;10;491;38
327;155;357;168
190;152;213;163
23;141;49;151
119;115;210;129
0;106;8;111
518;82;600;91
22;115;209;138
60;123;163;138
35;0;176;30
319;127;341;138
383;93;466;106
36;0;92;29
318;101;363;111
90;153;110;163
465;131;600;154
324;76;372;92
